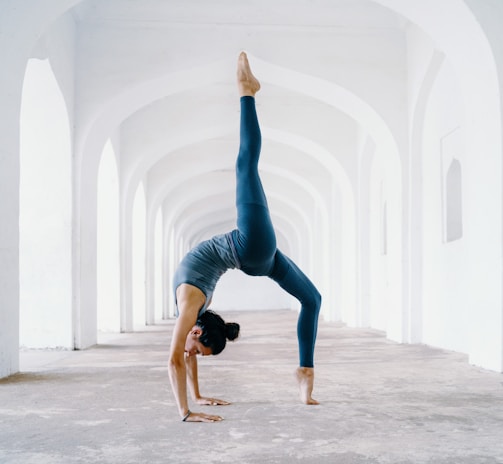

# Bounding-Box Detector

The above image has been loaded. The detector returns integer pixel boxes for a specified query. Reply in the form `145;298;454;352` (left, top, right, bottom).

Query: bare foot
237;51;260;97
296;367;319;405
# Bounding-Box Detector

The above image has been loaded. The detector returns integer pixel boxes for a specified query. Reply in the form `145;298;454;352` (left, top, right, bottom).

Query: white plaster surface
1;0;503;379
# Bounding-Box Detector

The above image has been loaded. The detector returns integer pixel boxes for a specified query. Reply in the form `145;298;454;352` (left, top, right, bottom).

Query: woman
168;52;322;423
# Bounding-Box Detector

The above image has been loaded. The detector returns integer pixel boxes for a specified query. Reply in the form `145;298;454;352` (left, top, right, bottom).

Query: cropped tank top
172;232;241;316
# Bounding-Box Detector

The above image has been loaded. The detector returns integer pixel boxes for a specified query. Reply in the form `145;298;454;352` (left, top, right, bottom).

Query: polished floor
1;310;503;464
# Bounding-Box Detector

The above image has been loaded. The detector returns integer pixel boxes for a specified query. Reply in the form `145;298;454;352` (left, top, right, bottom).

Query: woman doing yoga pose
168;52;322;423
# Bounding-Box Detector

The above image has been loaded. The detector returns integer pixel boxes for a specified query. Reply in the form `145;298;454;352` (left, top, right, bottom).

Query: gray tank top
172;232;241;316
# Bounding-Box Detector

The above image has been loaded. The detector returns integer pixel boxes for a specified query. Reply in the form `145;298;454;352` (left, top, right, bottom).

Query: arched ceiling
65;0;492;258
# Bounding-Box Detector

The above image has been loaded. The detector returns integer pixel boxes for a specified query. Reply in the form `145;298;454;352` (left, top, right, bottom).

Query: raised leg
237;51;261;97
234;54;276;273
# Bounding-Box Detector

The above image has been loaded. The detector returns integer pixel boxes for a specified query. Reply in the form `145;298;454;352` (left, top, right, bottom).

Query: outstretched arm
168;284;223;423
185;353;230;406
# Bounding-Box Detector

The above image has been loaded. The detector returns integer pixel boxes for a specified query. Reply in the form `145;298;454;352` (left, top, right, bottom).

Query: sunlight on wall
97;140;120;332
19;59;72;348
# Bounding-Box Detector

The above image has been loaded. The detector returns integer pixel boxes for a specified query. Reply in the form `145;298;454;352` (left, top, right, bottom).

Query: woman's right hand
195;396;230;406
183;411;223;423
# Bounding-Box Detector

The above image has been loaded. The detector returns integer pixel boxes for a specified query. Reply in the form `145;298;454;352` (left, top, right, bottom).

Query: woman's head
195;310;240;355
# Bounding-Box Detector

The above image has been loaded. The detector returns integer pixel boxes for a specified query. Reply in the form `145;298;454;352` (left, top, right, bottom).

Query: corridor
2;310;502;464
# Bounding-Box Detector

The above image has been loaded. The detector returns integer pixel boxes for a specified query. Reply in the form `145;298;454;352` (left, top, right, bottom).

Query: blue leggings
232;96;321;368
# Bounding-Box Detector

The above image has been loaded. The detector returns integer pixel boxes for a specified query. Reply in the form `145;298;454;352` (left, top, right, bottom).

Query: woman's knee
306;288;322;314
236;149;258;174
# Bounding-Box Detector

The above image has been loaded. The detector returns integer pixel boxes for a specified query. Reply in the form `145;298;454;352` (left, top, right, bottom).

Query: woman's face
185;327;212;357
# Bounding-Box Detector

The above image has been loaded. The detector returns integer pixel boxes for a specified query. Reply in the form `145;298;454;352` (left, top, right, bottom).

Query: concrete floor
1;310;503;464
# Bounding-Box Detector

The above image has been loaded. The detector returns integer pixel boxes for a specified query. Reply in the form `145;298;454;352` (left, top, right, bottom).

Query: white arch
374;0;502;369
166;195;308;316
2;0;502;379
150;158;328;284
144;127;353;321
160;179;309;317
75;55;399;342
0;0;85;376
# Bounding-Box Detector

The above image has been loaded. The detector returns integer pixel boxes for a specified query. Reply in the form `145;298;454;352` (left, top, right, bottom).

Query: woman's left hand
195;396;230;406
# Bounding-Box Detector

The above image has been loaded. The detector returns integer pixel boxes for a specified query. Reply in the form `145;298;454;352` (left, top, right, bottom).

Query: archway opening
19;58;72;348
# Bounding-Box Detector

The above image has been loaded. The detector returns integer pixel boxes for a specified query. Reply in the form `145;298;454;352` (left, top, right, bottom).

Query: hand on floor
195;396;230;406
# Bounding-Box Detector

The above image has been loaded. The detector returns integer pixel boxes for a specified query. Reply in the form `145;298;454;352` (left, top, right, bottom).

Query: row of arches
2;0;503;379
18;55;399;344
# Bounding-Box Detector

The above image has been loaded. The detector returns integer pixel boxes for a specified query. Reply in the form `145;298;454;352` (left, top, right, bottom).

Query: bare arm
168;284;223;422
185;352;201;400
167;306;194;418
185;353;230;406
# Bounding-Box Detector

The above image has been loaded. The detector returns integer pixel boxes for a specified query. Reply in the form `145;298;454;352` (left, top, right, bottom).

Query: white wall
421;59;469;353
2;0;503;378
0;0;81;377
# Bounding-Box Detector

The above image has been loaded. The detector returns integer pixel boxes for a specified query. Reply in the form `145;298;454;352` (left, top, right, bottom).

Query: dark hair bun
225;322;240;341
197;311;240;354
